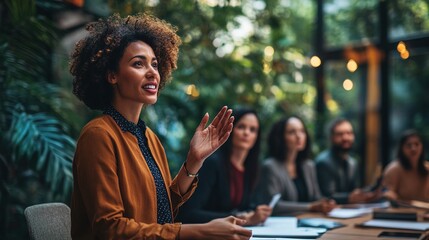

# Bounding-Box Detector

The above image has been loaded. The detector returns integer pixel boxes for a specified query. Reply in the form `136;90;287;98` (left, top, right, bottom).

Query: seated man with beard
315;118;381;204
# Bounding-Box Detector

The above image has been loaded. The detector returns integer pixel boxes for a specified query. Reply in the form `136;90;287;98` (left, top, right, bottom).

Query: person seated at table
315;118;382;204
69;13;252;239
382;129;429;202
177;108;272;226
253;116;336;215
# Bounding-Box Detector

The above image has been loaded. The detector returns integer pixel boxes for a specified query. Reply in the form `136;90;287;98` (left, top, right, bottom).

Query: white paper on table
247;227;321;238
327;208;372;218
246;217;323;238
360;219;429;231
341;201;390;209
263;217;298;228
327;200;391;219
256;217;325;233
250;238;316;240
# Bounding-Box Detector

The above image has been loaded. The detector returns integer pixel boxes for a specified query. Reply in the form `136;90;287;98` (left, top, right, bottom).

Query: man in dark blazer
315;118;379;204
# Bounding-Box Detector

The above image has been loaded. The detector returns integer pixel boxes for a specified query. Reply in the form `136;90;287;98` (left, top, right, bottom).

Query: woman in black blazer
177;108;272;226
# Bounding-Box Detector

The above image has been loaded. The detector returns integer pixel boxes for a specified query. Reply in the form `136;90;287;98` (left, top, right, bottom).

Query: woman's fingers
218;120;234;144
210;106;228;128
227;216;245;225
235;227;252;238
196;112;209;131
217;108;233;130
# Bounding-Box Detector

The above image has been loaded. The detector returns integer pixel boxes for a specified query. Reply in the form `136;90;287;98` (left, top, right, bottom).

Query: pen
418;230;429;240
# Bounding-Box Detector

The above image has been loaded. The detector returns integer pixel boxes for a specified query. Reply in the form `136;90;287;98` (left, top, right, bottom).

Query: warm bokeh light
185;84;200;98
270;85;284;99
400;50;410;59
263;62;271;74
397;41;406;53
346;59;358;72
326;99;339;112
264;46;274;56
343;79;354;91
65;0;84;7
302;88;316;104
199;0;219;7
253;83;262;93
310;56;321;67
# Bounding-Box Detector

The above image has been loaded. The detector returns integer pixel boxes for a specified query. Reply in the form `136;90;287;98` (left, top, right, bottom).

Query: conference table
296;207;429;239
248;201;429;239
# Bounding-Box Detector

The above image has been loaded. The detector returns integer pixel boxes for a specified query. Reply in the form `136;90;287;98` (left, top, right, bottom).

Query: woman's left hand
187;106;234;165
238;205;272;226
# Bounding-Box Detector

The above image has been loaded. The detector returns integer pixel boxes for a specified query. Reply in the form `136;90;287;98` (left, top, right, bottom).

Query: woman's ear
107;72;117;84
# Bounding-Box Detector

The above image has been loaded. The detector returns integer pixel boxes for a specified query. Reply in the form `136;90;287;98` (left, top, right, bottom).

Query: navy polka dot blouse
104;106;173;224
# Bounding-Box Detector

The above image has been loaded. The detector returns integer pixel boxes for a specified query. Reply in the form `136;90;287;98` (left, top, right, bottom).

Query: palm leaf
6;109;75;198
5;0;36;24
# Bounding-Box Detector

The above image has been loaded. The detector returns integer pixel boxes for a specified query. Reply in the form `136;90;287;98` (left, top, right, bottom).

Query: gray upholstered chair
24;202;72;240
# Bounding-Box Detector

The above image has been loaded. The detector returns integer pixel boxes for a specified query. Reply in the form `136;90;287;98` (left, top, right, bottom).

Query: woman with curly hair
70;13;251;239
382;129;429;202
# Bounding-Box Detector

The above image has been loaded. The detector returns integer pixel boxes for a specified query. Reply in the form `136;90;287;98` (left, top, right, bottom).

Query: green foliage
325;0;379;47
133;0;317;169
1;0;75;197
5;110;74;197
390;52;429;147
0;0;77;238
2;0;428;238
325;0;429;47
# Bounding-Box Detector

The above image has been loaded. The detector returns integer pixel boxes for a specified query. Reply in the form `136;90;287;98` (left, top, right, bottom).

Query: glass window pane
389;0;429;39
324;0;379;48
324;60;364;122
389;48;429;159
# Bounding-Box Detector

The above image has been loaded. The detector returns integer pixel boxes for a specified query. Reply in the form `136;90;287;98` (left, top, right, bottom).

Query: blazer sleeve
74;127;180;240
254;161;311;215
176;159;231;223
316;160;349;204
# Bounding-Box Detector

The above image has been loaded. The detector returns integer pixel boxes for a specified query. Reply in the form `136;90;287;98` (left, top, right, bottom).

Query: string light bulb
347;59;358;72
310;55;321;67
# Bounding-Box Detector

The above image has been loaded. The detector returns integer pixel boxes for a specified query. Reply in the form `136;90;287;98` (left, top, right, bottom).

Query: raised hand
187;106;234;165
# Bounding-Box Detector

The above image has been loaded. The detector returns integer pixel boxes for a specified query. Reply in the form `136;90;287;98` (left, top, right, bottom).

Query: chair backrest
24;202;72;240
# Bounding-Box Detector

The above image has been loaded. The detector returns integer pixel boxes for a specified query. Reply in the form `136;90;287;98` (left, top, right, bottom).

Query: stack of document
358;219;429;231
245;217;325;239
327;201;390;219
327;208;373;218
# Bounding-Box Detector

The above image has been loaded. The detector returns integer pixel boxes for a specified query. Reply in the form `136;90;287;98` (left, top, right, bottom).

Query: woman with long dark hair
177;108;272;225
253;116;336;215
383;129;429;202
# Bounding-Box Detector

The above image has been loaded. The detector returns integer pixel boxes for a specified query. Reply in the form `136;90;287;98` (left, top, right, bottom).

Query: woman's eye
152;62;158;69
236;125;245;130
133;61;143;67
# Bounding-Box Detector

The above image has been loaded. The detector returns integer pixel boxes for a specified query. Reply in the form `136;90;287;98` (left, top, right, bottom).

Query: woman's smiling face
109;41;160;106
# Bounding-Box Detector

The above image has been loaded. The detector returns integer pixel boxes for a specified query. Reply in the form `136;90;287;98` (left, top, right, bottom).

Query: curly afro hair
70;13;182;110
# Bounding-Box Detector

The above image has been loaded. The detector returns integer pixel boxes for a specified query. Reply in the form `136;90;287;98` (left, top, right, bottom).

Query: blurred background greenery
1;0;428;238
